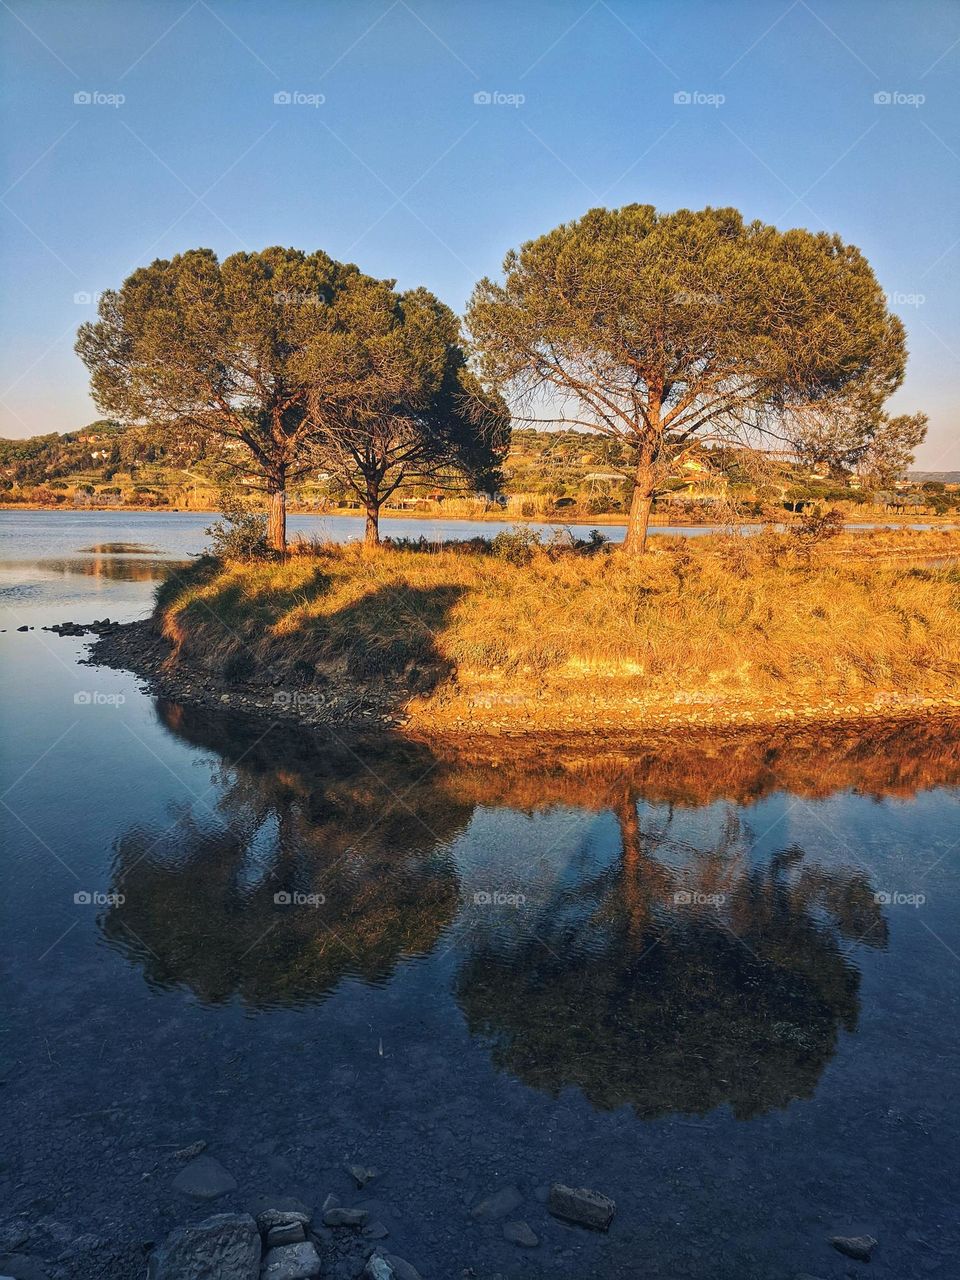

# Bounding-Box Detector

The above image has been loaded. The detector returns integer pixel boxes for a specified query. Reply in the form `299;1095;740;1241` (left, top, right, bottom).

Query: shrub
491;528;542;565
206;491;271;561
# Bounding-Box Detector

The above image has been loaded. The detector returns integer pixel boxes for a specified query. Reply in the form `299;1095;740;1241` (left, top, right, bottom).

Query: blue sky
2;0;958;466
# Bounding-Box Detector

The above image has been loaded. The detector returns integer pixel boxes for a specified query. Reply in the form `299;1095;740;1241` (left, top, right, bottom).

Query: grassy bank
152;527;960;733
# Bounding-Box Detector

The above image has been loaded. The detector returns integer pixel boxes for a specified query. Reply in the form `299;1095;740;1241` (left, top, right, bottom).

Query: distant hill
909;472;960;484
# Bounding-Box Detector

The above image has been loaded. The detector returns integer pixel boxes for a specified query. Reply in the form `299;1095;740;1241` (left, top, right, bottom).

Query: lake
1;509;959;1279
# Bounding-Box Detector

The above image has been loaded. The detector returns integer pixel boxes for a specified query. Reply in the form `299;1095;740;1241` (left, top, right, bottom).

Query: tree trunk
267;476;286;554
364;503;380;547
363;477;381;547
623;456;654;555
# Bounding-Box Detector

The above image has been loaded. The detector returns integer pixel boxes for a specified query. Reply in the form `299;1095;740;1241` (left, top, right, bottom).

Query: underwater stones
470;1185;523;1220
172;1154;237;1200
829;1234;878;1262
345;1162;379;1188
502;1220;539;1247
259;1240;322;1279
147;1213;260;1280
322;1207;368;1228
547;1183;616;1231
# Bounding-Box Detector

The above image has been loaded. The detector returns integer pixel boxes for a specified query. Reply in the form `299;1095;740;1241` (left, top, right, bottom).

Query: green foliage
205;490;271;561
468;203;917;549
491;527;542;565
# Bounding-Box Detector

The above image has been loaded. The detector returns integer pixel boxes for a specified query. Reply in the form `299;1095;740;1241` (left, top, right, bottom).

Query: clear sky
1;0;958;466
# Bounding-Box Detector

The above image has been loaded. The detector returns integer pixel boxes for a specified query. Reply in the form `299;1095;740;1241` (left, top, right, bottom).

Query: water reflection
102;707;471;1006
101;706;960;1117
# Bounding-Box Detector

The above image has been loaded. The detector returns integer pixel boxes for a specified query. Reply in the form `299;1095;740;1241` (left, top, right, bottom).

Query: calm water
1;510;959;1279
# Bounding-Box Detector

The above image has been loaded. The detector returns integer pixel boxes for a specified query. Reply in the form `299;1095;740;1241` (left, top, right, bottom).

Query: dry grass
155;527;960;727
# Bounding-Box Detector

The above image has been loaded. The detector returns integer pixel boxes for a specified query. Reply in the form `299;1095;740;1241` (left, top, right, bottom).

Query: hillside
3;422;959;520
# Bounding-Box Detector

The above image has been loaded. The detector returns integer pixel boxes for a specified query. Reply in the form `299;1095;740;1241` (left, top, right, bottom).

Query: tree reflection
456;800;888;1118
101;705;470;1008
98;706;959;1115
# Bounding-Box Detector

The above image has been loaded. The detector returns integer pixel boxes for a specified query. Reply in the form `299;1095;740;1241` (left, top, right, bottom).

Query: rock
323;1207;369;1228
547;1183;616;1231
254;1209;311;1236
345;1162;379;1188
260;1241;322;1278
16;626;28;632
502;1221;539;1248
249;1198;311;1224
147;1213;260;1280
266;1223;306;1248
173;1139;207;1160
364;1250;423;1280
470;1185;523;1221
829;1234;877;1262
363;1221;389;1240
321;1193;341;1212
172;1154;238;1200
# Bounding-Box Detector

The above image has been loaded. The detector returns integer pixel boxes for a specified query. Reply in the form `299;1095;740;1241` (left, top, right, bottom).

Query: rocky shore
75;615;960;740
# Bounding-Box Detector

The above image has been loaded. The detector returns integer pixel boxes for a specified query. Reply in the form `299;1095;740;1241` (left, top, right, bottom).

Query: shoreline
83;618;960;741
4;503;958;532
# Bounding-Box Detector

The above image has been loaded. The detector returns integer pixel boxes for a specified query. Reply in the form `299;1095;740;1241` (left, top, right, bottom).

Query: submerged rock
345;1162;379;1188
363;1250;423;1280
547;1183;616;1231
172;1154;238;1200
260;1241;322;1279
829;1234;877;1262
470;1185;523;1221
322;1207;368;1228
147;1212;260;1279
503;1220;539;1247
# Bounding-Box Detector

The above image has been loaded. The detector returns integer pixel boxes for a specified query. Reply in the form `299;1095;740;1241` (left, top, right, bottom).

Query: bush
491;528;542;565
206;491;271;561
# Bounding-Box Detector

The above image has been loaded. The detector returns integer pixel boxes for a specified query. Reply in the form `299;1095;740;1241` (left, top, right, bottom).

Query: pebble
547;1183;616;1231
502;1220;539;1248
829;1234;877;1262
171;1154;237;1200
470;1185;523;1221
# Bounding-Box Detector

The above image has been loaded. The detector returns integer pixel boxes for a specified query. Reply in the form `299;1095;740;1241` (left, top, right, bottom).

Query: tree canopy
467;204;914;551
305;280;509;544
76;247;508;551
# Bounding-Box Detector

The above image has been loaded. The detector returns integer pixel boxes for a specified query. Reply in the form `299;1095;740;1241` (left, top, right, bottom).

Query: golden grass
156;527;960;729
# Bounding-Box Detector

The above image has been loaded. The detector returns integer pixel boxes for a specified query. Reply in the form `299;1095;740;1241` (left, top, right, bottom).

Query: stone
260;1241;322;1279
345;1162;379;1188
249;1197;311;1225
829;1234;877;1262
254;1209;311;1236
147;1213;260;1280
547;1183;615;1231
321;1193;341;1212
363;1259;395;1280
365;1251;422;1280
502;1220;539;1248
172;1154;238;1200
266;1223;306;1248
323;1207;369;1228
363;1221;389;1240
173;1139;207;1160
470;1185;523;1221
